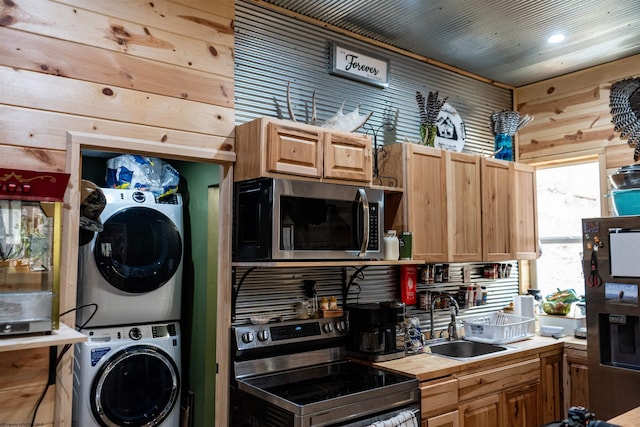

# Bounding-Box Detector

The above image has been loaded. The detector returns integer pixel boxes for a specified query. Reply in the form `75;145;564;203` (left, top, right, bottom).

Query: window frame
523;153;608;293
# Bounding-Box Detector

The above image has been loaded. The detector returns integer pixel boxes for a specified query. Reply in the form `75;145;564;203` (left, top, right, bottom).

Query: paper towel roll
514;295;535;319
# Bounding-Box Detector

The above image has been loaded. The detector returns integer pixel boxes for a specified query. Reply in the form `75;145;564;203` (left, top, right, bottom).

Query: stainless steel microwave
233;178;384;261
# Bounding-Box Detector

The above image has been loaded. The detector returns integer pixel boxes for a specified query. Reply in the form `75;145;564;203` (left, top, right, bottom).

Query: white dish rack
463;312;535;344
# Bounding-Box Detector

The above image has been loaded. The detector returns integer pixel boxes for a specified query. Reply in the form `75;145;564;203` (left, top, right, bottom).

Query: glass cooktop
240;360;415;406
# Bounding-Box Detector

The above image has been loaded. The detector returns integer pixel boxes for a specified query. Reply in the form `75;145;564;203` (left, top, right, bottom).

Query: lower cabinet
420;377;459;426
563;346;589;414
502;382;541;426
457;358;541;427
424;410;459;427
418;347;584;427
459;393;500;426
541;350;563;423
458;381;541;427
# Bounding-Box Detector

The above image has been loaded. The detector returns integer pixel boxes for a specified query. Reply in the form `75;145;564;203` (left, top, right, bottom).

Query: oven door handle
357;188;369;258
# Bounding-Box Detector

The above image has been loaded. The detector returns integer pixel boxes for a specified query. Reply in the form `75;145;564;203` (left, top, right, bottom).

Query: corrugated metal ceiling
261;0;640;87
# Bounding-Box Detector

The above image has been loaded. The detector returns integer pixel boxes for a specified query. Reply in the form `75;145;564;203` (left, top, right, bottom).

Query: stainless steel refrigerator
582;216;640;420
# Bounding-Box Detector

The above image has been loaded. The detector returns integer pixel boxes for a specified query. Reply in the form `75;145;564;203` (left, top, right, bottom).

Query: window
534;162;601;299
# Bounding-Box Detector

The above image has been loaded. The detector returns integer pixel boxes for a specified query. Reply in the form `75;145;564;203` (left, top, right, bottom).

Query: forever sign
330;42;389;88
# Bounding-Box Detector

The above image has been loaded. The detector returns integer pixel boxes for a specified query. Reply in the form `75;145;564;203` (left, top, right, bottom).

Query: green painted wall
173;160;220;427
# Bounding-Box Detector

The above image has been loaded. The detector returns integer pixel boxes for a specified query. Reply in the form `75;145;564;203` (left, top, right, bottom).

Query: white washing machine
73;322;182;427
77;188;184;328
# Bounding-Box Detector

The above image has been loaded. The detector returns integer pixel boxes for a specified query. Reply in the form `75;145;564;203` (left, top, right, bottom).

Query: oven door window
280;195;367;251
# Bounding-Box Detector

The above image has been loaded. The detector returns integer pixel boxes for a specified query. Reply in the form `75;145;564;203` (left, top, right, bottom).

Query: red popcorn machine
0;168;69;336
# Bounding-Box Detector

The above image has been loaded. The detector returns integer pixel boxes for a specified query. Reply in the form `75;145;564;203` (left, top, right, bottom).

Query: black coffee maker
346;302;406;362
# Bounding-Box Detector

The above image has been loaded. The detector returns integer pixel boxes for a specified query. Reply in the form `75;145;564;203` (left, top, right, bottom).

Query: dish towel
367;410;419;427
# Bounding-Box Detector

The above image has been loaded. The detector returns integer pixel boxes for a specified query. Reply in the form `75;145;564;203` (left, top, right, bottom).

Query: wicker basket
463;312;535;344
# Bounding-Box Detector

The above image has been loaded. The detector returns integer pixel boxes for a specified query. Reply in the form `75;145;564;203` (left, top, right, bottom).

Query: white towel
367;410;419;427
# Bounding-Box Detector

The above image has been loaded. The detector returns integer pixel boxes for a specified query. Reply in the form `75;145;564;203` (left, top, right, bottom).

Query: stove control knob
335;321;346;332
323;322;333;333
257;330;269;341
241;332;254;344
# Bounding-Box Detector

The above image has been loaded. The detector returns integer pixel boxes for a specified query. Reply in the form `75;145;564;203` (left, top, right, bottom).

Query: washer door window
94;207;182;293
91;346;180;427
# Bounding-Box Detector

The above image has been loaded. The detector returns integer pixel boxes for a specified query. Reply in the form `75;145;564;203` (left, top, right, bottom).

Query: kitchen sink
426;340;510;360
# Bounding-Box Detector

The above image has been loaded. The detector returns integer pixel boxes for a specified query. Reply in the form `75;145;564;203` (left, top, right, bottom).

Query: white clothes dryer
73;322;182;427
77;188;183;328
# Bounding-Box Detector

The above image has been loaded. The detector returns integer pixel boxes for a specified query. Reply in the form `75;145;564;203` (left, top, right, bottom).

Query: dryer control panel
86;322;180;343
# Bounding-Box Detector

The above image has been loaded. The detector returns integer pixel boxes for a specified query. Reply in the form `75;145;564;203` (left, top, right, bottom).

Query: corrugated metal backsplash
234;1;512;155
233;263;519;334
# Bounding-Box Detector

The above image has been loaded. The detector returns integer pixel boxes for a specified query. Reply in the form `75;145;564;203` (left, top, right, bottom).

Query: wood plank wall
0;1;234;425
514;54;640;168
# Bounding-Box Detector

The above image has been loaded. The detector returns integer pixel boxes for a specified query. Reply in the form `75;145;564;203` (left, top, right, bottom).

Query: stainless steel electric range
231;317;420;427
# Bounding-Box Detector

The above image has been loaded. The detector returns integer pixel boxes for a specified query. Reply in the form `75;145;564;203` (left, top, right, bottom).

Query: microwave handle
357;188;370;258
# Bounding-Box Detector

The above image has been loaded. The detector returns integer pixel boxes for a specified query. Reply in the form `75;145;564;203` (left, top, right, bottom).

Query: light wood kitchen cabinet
563;346;589;414
424;410;460;427
541;350;563;423
383;143;537;262
481;157;512;261
420;377;459;425
235;116;372;184
459;385;540;427
459;393;500;426
384;143;482;262
512;162;539;259
502;382;541;427
481;157;539;261
447;151;483;261
457;357;541;427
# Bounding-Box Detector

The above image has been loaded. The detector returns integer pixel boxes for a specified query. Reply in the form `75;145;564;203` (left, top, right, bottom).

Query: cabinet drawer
457;358;540;401
426;410;459;427
564;347;587;363
420;377;458;418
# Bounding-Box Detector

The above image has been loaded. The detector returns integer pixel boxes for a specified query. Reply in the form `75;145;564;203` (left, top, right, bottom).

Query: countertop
374;335;587;382
609;405;640;425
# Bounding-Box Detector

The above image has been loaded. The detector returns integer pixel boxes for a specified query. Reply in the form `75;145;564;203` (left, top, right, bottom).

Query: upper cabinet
384;143;482;263
512;162;539;260
481;158;512;261
383;143;538;262
482;158;539;261
235;117;372;185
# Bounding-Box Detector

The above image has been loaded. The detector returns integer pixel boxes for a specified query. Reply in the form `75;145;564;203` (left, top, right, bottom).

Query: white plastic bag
106;154;179;198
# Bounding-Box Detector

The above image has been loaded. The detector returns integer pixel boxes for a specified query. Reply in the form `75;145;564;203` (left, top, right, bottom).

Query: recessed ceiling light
547;33;566;44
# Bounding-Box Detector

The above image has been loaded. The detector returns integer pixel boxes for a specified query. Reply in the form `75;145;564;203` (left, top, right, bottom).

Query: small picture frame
605;282;639;306
329;41;389;88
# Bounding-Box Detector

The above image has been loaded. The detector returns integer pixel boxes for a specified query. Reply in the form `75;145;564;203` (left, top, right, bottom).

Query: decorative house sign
330;41;389;88
434;102;466;152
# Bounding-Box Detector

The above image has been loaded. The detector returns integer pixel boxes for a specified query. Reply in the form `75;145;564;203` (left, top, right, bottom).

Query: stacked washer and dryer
73;188;184;427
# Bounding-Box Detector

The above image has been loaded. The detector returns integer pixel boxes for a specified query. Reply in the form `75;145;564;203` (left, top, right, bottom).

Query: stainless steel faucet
430;293;460;340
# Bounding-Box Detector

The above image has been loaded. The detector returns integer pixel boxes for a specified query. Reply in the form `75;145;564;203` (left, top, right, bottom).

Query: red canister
400;265;417;305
